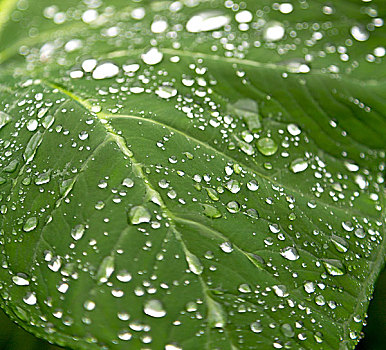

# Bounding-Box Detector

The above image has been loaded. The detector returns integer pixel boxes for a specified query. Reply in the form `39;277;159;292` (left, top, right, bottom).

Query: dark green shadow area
0;309;63;350
357;267;386;350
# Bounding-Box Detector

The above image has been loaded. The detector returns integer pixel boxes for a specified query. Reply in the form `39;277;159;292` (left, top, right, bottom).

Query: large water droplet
290;158;308;173
71;224;86;241
129;206;151;224
350;25;369;41
12;273;30;286
202;204;222;219
143;299;166;318
331;234;349;253
92;62;119;80
322;259;346;276
280;247;299;261
96;256;115;283
185;251;204;275
155;85;177;99
281;323;295;337
250;321;263;333
226;179;241;194
0;111;11;129
142;48;163;65
23;217;38;232
257;137;278;156
186;11;230;33
264;22;285;41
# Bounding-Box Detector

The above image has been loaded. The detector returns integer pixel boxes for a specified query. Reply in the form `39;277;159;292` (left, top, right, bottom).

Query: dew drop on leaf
143;299;166;318
129;206;151;225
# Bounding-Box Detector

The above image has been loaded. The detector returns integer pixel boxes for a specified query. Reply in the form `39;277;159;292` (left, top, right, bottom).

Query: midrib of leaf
40;80;368;349
39;80;242;349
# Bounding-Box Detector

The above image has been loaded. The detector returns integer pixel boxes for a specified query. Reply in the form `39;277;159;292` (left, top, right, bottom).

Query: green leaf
0;0;385;349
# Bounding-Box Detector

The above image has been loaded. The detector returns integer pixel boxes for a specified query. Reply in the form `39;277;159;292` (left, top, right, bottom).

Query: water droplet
273;285;289;297
344;162;359;172
226;179;241;193
290;159;308;173
23;217;38;232
202;204;222;219
71;224;86;241
281;323;295;337
238;283;252;293
186;251;204;275
186;11;230;33
35;171;51;185
250;321;263;333
351;25;369;41
23;131;43;164
279;3;293;14
26;119;38;131
151;19;168;33
257;137;278;156
342;221;354;232
118;330;132;341
226;201;240;213
92;62;119;80
280;247;299;261
96;255;115;283
129;206;151;225
143;299;166;318
220;241;233;253
117;270;132;282
247;179;259;191
287;124;301;136
155;85;177;99
82;58;97;72
303;281;315;294
322;259;346;276
12;273;30;286
331;235;349;253
78;131;89;140
235;10;253;23
264;22;285;41
142;48;163;65
84;300;96;311
23;292;37;305
0;111;11;129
